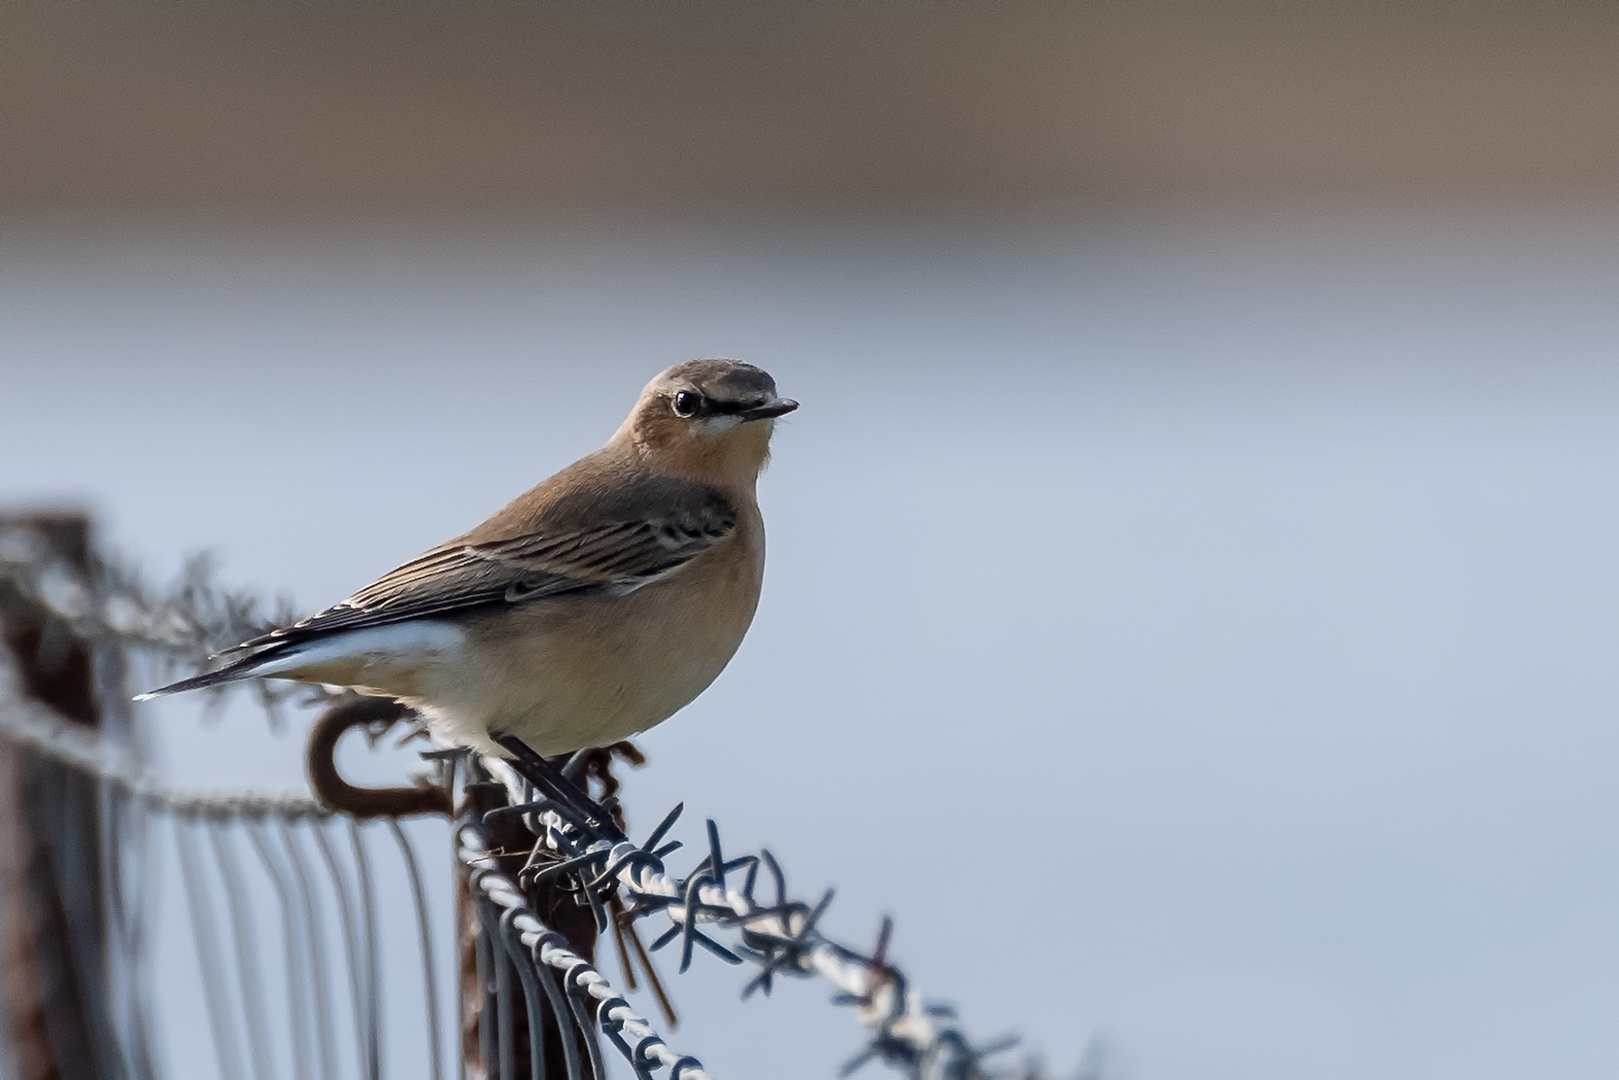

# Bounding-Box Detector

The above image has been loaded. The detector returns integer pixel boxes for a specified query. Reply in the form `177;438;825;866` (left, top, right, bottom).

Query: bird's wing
237;479;738;649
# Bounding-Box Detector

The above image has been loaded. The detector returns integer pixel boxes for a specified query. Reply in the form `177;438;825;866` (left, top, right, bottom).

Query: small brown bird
139;360;797;757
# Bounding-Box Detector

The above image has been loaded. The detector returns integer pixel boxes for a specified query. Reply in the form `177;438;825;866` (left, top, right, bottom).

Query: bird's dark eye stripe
671;391;774;418
702;398;768;416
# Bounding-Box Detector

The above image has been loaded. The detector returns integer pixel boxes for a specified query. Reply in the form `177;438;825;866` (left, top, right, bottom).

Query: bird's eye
672;390;702;418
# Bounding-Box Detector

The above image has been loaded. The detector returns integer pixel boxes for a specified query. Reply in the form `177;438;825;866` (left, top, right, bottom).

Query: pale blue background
2;209;1617;1079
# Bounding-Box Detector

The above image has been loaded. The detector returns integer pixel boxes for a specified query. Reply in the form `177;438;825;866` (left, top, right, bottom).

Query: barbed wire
0;686;329;821
0;519;339;725
469;756;1021;1080
460;822;713;1080
1;520;1067;1080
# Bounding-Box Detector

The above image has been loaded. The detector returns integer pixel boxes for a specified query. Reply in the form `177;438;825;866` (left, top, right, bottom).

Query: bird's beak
737;397;799;421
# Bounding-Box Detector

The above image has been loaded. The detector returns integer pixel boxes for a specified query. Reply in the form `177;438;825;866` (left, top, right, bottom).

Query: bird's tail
133;645;293;701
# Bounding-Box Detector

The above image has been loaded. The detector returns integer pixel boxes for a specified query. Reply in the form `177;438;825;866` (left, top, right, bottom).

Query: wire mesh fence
0;513;1061;1080
0;693;447;1080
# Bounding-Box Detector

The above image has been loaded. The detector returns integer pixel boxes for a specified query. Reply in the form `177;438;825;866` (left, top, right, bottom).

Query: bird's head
618;360;798;486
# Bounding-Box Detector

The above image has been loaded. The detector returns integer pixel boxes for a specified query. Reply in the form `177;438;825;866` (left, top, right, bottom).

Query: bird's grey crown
657;359;778;404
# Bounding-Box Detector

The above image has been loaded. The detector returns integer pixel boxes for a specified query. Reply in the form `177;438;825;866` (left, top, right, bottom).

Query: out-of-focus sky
2;4;1617;1080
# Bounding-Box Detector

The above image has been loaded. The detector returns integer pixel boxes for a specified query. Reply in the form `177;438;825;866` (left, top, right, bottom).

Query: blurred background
3;2;1619;1078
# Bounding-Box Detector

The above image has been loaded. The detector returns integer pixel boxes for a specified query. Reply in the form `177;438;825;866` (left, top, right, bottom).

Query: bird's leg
492;733;628;843
559;741;645;833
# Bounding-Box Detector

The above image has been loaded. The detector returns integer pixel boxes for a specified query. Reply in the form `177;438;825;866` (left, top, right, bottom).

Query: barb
459;823;715;1080
459;757;1019;1080
0;520;338;726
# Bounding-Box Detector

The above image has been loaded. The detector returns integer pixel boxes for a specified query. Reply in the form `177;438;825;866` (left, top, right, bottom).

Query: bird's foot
491;733;629;844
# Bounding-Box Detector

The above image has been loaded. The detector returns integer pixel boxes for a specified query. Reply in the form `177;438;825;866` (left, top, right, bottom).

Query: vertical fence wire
479;901;517;1080
130;794;455;1080
388;818;447;1080
277;818;340;1080
244;818;316;1080
173;815;247;1080
312;819;382;1080
103;782;162;1080
473;903;500;1079
206;823;278;1080
348;820;386;1080
496;911;548;1080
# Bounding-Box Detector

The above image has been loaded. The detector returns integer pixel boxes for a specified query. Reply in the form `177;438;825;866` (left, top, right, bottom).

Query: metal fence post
460;759;600;1080
0;513;119;1080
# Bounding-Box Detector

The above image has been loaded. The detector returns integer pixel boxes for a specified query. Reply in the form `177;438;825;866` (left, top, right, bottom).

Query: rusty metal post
296;693;602;1079
458;759;600;1080
0;513;120;1080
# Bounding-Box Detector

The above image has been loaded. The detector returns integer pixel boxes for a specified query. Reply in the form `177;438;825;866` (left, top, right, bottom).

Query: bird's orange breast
440;501;767;755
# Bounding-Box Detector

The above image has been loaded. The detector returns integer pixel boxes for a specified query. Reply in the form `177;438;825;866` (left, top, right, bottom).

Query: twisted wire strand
458;823;714;1080
0;535;340;725
468;806;979;1080
603;836;940;1047
0;693;329;820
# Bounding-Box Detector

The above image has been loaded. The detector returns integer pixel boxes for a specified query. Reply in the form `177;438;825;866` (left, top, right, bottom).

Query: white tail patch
251;621;466;679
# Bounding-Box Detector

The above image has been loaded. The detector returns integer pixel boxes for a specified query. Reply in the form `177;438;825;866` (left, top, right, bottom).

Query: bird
138;359;797;762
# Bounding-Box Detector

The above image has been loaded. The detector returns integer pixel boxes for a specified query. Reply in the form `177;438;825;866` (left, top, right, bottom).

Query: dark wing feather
236;478;737;649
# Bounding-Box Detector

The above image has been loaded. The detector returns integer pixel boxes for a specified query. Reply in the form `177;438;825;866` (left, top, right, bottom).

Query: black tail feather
133;647;289;701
